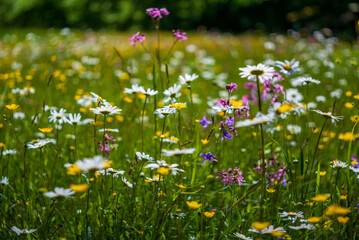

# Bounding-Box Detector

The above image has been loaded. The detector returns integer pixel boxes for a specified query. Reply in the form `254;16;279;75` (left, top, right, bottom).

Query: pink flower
172;29;187;41
129;32;146;47
146;8;170;19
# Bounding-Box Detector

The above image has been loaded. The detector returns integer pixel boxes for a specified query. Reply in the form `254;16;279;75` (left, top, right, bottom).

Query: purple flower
226;83;238;93
199;115;212;129
217;167;245;186
129;32;146;47
172;29;187;41
199;152;217;163
146;8;170;19
221;129;233;141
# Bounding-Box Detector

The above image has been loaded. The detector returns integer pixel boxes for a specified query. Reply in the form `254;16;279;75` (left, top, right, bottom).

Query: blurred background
0;0;358;40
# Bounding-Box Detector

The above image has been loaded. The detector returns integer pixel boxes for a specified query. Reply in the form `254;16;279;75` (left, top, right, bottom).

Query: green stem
141;96;148;152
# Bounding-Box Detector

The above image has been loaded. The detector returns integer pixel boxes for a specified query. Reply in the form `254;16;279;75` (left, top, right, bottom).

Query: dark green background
0;0;358;39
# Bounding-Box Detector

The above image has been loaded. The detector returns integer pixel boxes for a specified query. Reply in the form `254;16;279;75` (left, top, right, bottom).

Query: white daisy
11;226;37;235
140;88;158;96
288;224;315;230
286;88;303;104
161;148;195;157
27;139;55;149
75;155;110;172
330;160;348;169
136;152;154;161
48;108;68;124
154;106;177;118
235;112;274;128
44;187;75;199
2;149;17;155
239;63;274;83
121;177;133;188
66;113;81;125
163;84;182;103
233;233;253;239
294;77;320;85
145;160;185;175
90;105;122;115
179;73;199;85
124;84;145;94
312;109;343;124
90;92;109;106
1;176;9;185
275;59;300;76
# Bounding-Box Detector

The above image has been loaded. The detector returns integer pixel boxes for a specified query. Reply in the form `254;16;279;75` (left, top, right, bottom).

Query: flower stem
141;96;148;152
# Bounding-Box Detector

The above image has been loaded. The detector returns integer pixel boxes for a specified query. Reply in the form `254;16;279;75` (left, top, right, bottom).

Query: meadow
0;8;359;239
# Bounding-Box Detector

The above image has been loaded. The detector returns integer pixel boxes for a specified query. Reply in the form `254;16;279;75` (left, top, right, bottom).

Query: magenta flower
172;29;188;41
129;32;146;47
199;152;217;163
146;8;170;19
226;83;238;93
217;167;245;186
98;133;116;159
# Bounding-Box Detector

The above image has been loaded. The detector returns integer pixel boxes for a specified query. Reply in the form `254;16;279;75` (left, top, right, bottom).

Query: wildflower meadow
1;6;359;240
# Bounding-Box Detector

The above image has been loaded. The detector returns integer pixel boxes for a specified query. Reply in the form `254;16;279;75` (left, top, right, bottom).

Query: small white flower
140;88;158;96
161;148;195;157
48;108;68;124
275;59;300;76
66;113;82;125
136;152;154;161
312;109;343;124
44;187;75;199
145;160;185;175
239;63;274;83
288;223;315;230
75;155;109;172
121;177;133;188
330;160;348;169
2;149;17;155
286;88;303;104
90;105;122;115
124;84;145;94
233;233;253;239
293;77;320;86
154;106;177;118
27;139;56;149
11;226;37;235
1;176;9;185
163;84;182;103
90;92;109;106
235;112;274;128
179;73;199;85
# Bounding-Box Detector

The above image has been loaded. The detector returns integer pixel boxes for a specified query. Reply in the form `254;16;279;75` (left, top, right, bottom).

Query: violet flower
199;152;217;163
221;129;233;141
200;115;212;129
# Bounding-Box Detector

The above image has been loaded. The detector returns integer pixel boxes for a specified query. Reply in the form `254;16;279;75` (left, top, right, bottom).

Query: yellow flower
158;191;166;197
123;96;133;103
175;184;187;189
201;139;209;145
204;211;215;218
231;99;243;108
5;104;19;110
345;102;354;109
137;92;146;100
251;222;270;231
91;121;104;127
320;171;327;176
102;160;112;169
346;91;352;97
186;201;202;209
66;164;82;175
354;94;359;100
351;115;359;122
311;194;330;202
339;132;357;141
325;205;350;216
157;167;170;175
312;127;319;133
70;184;89;193
341;195;347;200
337;216;349;224
276;103;292;114
38;128;53;134
0;143;5;149
112;193;117;197
169;103;187;110
270;231;284;237
307;216;321;223
266;188;276;193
